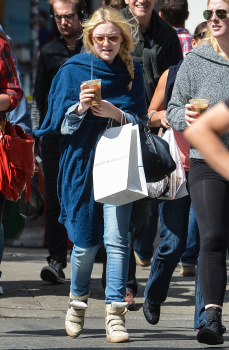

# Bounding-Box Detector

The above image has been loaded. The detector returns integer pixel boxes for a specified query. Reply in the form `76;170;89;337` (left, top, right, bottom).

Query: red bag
0;119;35;202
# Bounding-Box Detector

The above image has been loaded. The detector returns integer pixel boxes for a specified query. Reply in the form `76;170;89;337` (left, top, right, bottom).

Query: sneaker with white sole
65;292;88;338
40;259;65;283
105;302;129;343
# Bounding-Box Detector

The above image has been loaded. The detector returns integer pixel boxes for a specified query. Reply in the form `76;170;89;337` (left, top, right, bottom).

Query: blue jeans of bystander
181;202;199;266
127;199;156;296
194;263;206;329
144;195;190;304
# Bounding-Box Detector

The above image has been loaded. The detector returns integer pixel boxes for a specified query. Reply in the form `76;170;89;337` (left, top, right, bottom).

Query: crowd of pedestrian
0;0;229;347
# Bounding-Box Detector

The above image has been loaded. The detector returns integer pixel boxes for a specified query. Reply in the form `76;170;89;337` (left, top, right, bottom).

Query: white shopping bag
147;128;188;200
93;123;148;206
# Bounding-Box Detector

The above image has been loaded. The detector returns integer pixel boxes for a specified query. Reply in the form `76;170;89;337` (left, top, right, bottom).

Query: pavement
0;246;229;350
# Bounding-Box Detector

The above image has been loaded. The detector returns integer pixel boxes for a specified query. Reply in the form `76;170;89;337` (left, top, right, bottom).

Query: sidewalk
0;246;229;349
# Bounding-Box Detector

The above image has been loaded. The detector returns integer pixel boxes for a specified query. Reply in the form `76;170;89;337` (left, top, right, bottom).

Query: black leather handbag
140;122;176;183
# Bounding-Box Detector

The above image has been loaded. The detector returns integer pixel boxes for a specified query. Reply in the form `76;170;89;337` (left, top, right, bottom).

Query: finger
185;103;193;109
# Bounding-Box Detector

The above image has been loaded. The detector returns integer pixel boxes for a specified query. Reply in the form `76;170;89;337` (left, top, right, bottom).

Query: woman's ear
191;38;197;48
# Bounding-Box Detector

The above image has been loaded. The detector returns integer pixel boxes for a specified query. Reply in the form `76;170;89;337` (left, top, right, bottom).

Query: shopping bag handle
106;111;126;129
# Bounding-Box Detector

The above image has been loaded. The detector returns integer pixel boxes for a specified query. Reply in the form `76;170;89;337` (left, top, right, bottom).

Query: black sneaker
143;300;160;325
40;259;65;284
197;307;225;345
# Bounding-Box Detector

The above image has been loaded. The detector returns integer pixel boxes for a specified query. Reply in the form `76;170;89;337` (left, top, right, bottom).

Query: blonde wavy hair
82;7;138;89
203;0;229;60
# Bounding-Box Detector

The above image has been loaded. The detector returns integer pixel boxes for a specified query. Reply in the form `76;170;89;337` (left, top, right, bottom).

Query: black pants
190;175;229;307
41;134;68;268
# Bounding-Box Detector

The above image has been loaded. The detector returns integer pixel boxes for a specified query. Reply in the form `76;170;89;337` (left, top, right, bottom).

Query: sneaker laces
50;259;63;273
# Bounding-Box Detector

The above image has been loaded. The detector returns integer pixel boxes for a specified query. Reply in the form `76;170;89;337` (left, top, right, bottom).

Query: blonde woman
167;0;229;345
34;7;147;343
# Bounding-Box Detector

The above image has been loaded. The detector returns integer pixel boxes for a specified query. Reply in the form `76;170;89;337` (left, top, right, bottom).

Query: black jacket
122;7;183;106
32;35;83;128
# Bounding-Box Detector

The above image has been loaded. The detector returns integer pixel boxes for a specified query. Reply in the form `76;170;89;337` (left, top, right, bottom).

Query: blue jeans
127;199;156;296
144;195;190;304
70;202;132;304
180;202;199;266
194;262;206;329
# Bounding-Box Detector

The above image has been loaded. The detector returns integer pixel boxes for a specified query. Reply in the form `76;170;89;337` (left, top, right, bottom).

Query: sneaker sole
106;335;129;343
197;328;224;345
65;320;82;338
40;267;65;284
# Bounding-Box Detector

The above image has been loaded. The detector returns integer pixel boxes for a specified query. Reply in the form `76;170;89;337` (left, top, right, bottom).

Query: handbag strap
140;120;159;155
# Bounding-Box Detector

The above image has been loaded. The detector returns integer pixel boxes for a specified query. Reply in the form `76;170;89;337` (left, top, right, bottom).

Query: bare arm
184;102;229;180
148;70;170;128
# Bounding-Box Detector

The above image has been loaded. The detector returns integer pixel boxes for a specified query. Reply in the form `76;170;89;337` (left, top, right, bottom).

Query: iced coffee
83;79;101;106
189;98;209;116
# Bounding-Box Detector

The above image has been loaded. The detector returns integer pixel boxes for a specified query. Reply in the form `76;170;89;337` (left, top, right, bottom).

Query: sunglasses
92;34;122;45
193;31;206;40
203;9;228;20
54;13;76;22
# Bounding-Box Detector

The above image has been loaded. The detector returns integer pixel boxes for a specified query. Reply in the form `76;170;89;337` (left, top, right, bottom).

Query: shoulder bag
140;121;176;183
0;117;35;202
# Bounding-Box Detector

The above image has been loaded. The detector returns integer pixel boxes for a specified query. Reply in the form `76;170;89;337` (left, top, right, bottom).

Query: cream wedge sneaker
65;292;89;338
105;301;129;343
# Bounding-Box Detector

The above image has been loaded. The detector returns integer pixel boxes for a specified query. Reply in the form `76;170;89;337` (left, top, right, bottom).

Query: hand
76;83;95;115
148;110;170;128
158;111;170;129
90;100;122;123
185;103;199;127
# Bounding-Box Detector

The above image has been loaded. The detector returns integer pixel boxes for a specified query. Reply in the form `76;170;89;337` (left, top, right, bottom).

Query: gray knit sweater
167;44;229;159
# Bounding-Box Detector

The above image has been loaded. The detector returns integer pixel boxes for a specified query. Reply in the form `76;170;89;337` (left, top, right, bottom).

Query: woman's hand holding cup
185;103;199;127
76;82;95;115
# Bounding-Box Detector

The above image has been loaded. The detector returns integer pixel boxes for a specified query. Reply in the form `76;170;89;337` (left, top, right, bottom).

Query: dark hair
193;21;207;36
159;0;188;27
49;0;87;21
104;0;126;10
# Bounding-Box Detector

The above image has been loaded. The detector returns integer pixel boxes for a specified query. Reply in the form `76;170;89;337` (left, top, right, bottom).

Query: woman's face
91;22;123;64
207;0;229;40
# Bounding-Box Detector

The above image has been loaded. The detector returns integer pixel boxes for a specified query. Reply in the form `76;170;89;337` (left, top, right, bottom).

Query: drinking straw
91;60;93;80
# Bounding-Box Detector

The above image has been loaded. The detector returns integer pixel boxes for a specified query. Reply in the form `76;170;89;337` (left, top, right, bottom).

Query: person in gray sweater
167;0;229;346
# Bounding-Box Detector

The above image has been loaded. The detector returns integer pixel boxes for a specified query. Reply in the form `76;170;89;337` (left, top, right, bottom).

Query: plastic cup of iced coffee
189;98;209;116
83;79;102;106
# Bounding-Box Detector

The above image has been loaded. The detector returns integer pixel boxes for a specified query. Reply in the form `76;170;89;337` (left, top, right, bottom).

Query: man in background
122;0;183;311
159;0;192;58
31;0;86;284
